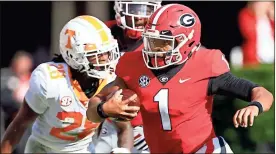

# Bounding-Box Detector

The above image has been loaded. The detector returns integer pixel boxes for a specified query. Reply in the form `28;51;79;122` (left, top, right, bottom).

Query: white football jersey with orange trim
25;62;111;152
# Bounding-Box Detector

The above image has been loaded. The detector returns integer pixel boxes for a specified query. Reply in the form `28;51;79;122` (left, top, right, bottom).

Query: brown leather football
121;89;140;107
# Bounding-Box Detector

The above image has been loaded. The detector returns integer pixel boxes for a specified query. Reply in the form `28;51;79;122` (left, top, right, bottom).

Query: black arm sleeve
207;72;259;102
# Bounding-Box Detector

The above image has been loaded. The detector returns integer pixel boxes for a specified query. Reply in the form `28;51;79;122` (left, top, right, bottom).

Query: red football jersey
105;20;143;127
115;48;230;153
130;112;143;127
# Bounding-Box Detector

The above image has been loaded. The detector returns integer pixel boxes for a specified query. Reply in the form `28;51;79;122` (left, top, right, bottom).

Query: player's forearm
87;96;105;123
1;119;28;153
251;87;274;112
117;122;134;151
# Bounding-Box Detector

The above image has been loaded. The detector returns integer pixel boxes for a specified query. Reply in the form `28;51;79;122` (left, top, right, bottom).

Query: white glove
111;148;131;154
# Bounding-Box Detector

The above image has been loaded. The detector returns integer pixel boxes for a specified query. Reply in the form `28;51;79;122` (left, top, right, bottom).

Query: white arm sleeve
25;64;49;114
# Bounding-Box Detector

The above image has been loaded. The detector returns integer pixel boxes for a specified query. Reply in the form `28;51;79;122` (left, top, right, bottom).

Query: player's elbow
252;87;274;111
264;89;274;111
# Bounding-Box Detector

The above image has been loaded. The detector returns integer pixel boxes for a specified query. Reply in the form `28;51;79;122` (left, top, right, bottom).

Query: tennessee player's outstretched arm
87;76;140;123
1;99;38;153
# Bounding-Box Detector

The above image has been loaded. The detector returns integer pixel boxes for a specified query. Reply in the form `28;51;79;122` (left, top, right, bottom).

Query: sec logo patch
139;75;150;88
60;96;73;106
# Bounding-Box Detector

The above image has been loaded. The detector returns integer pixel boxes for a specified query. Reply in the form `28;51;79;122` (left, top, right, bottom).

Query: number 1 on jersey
154;89;172;131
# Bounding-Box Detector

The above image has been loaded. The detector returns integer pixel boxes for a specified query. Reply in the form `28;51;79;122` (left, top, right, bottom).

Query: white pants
93;120;149;153
24;135;95;153
195;136;233;153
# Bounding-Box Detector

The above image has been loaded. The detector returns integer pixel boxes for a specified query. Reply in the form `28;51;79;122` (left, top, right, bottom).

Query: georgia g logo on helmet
179;13;196;28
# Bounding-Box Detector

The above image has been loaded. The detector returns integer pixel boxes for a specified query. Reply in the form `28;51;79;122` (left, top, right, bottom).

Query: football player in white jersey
1;15;135;153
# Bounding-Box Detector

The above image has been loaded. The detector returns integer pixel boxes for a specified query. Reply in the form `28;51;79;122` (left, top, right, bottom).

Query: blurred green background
213;64;274;153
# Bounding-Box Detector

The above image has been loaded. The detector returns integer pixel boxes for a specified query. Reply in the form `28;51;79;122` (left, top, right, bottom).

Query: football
121;89;140;107
108;88;140;122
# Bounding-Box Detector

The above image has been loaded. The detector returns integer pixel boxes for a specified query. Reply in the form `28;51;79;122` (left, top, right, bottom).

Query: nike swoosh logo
161;31;167;35
179;78;191;83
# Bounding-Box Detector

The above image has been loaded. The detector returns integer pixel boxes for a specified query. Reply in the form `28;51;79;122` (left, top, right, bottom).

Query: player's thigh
24;136;52;153
133;126;150;153
93;136;114;153
195;136;233;153
93;121;118;153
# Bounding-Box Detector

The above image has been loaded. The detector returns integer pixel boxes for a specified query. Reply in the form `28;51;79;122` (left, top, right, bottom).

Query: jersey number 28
50;111;98;141
154;89;172;131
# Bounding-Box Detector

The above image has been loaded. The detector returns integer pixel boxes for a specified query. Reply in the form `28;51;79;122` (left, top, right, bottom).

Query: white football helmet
114;0;162;32
59;15;120;79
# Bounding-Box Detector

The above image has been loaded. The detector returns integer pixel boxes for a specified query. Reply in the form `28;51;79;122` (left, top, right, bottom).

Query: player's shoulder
32;62;68;79
30;62;68;96
193;48;224;62
118;50;142;64
195;47;223;56
31;62;50;80
192;47;230;77
116;51;142;76
28;62;51;98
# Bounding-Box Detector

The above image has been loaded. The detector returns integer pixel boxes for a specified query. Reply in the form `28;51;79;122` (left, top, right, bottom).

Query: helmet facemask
115;1;161;32
142;29;197;69
65;37;120;79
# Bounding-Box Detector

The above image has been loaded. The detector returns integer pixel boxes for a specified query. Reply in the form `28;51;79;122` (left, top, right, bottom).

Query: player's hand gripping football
233;105;259;128
103;89;140;121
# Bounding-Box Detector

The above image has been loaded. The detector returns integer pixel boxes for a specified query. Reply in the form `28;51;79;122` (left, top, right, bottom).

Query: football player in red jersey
87;4;274;153
94;1;161;153
105;1;161;53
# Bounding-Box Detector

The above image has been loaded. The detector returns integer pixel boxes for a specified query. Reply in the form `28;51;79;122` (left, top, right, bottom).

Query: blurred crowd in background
0;1;275;153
